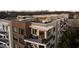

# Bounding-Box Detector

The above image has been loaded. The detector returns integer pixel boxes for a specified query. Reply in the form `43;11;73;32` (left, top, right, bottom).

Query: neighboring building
12;17;31;48
0;19;13;48
12;14;68;48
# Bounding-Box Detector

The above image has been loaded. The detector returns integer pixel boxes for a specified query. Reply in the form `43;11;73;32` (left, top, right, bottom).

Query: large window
32;29;37;35
39;30;44;39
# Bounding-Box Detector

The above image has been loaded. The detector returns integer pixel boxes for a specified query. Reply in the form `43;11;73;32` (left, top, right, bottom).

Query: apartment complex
12;14;69;48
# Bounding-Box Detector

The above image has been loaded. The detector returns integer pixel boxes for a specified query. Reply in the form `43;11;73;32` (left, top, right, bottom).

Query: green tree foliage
58;29;72;48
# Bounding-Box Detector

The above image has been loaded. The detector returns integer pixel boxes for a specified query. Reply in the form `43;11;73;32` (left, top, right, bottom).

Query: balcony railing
24;34;54;44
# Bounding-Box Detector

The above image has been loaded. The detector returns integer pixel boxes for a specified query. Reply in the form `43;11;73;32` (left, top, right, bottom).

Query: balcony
24;35;43;44
24;34;54;45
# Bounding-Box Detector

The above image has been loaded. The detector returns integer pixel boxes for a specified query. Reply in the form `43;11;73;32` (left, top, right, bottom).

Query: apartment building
25;15;68;48
12;14;68;48
0;19;12;48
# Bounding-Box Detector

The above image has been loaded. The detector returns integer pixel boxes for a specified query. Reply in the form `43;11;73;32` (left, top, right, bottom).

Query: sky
0;0;79;11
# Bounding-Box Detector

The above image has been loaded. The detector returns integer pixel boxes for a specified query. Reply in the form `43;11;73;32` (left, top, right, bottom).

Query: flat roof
30;25;53;31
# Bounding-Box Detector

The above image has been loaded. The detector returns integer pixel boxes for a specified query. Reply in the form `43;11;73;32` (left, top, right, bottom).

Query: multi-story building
12;14;68;48
24;15;68;48
0;19;13;48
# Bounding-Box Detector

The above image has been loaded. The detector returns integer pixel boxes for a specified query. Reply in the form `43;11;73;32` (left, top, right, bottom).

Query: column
37;30;39;36
45;31;47;39
31;28;32;34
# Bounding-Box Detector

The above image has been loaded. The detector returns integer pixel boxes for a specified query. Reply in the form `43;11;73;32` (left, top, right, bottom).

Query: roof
30;25;53;31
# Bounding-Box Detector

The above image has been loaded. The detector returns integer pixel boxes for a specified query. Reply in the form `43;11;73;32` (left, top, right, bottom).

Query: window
47;29;51;37
6;26;8;31
13;35;18;41
19;28;20;34
18;28;24;35
13;37;18;41
20;29;24;35
32;29;37;35
13;27;19;33
19;38;25;45
7;35;8;38
39;30;44;39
